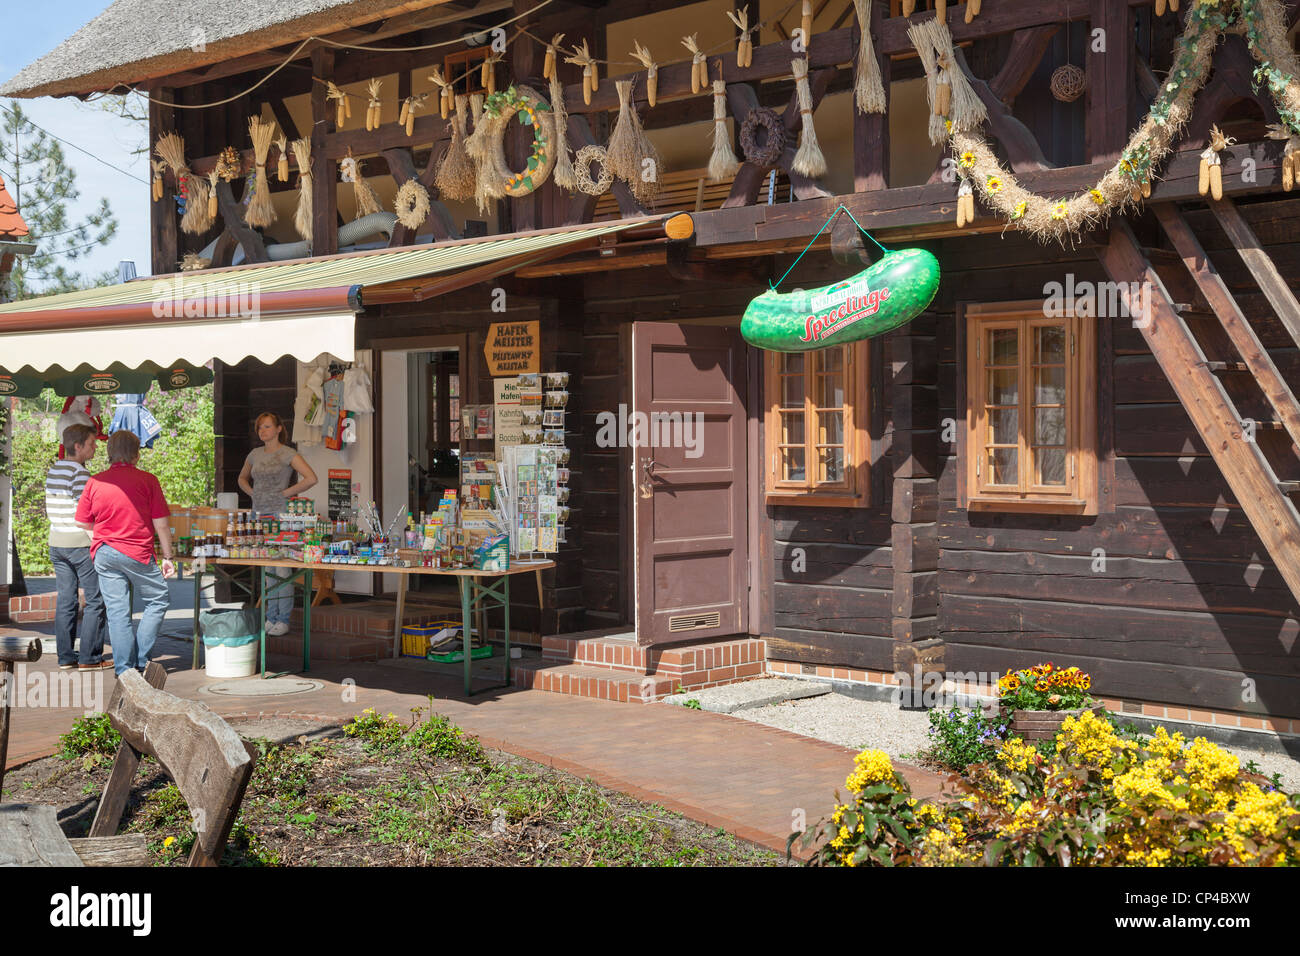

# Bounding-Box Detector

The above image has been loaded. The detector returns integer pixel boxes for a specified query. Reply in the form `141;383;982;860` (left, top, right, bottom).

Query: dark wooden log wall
932;200;1300;719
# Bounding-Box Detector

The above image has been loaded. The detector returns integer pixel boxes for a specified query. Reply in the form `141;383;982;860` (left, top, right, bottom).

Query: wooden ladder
1096;208;1300;608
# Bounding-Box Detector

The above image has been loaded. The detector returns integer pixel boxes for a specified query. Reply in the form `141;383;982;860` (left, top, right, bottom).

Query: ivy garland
944;0;1300;243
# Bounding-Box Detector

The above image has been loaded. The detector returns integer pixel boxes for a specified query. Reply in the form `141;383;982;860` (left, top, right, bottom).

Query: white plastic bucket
205;640;258;679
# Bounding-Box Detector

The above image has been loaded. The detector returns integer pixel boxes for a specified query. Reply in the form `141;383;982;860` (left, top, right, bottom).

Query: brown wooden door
632;323;749;646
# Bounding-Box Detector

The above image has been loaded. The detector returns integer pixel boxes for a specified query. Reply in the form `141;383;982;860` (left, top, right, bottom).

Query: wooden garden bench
593;166;790;218
0;662;258;867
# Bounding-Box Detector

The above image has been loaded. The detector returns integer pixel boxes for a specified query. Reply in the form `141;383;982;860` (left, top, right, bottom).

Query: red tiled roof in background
0;173;30;240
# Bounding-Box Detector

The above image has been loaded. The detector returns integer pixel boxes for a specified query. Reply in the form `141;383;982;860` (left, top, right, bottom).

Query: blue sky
1;1;152;283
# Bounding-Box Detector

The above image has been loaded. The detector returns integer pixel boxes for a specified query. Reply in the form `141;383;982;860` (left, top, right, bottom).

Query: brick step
7;590;64;625
542;632;766;682
512;662;679;703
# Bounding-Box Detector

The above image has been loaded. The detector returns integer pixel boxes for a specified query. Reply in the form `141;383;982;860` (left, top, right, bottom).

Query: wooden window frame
963;300;1098;515
444;47;491;96
764;341;871;508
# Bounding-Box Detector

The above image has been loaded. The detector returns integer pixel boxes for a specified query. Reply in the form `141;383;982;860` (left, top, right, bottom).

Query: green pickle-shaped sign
741;248;940;351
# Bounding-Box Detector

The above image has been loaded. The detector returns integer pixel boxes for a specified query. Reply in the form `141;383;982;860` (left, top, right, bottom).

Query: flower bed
798;711;1300;866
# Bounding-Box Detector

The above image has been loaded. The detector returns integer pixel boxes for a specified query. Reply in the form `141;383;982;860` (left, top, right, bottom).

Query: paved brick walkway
0;622;946;856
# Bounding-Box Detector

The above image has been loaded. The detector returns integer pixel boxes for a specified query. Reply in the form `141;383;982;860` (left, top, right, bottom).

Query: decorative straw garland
565;40;598;105
726;7;754;68
291;138;313;242
394;179;432;230
630;41;659;107
790;58;826;178
246;116;279;229
708;78;741;183
682;34;707;95
573;144;614;195
436;95;476;202
852;0;887;114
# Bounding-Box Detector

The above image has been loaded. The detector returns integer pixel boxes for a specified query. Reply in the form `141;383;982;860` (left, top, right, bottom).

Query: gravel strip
733;690;1300;793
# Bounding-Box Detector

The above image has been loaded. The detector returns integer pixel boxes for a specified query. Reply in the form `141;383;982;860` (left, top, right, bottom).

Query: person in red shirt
74;431;176;676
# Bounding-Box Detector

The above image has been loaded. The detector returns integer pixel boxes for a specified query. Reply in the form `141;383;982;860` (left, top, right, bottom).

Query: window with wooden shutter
764;341;870;507
964;301;1098;514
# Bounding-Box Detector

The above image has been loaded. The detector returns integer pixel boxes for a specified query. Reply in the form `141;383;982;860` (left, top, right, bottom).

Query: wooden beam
213;179;269;264
323;115;451;159
311;47;338;257
150;88;179;275
1088;0;1131;164
988;25;1059;105
854;0;890;192
1096;219;1300;610
1155;203;1300;451
955;46;1051;172
1210;197;1300;351
269;98;301;142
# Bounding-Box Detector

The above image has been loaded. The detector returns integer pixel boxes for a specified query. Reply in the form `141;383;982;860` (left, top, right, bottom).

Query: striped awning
0;219;648;375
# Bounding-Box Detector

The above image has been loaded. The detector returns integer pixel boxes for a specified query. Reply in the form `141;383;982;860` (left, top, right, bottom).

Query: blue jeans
51;546;107;666
266;566;293;625
94;544;170;676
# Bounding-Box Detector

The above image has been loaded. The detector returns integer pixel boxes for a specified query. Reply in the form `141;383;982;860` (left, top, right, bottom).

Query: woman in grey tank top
237;412;319;635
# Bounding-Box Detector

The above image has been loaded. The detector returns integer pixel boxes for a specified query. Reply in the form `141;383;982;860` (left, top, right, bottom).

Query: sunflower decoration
1051;201;1068;220
986;174;1003;193
958;150;976;169
1010;200;1028;220
1089;188;1105;206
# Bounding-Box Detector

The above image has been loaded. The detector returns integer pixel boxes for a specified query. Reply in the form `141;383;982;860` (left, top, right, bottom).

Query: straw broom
291;138;313;242
707;78;741;183
852;0;886;114
790;58;826;178
154;131;213;235
246;116;278;229
548;73;578;191
630;41;659;108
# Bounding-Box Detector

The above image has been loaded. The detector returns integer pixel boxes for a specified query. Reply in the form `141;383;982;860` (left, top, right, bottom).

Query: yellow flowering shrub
798;713;1300;867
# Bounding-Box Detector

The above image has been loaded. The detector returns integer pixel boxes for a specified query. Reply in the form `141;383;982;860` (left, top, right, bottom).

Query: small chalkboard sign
328;468;352;520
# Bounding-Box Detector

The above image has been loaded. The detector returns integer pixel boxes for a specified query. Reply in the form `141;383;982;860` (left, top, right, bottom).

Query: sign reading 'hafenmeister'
484;321;540;375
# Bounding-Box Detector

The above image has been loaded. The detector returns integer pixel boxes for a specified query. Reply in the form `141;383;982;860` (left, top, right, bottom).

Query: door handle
638;457;657;499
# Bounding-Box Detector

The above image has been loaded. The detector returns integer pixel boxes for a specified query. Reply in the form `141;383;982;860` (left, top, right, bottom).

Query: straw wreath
394;179;432;231
573;145;614;195
739;107;787;167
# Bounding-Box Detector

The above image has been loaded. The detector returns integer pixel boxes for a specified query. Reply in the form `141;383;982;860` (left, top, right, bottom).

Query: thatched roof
1;0;453;99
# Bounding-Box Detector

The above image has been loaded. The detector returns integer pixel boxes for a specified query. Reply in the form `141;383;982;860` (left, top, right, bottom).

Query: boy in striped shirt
45;423;111;670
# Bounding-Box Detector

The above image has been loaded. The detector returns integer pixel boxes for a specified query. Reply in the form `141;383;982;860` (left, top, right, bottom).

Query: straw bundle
464;94;497;213
707;80;741;183
154;132;214;235
852;0;886;114
365;78;383;131
207;169;219;221
246;117;279;229
341;153;383;218
608;78;651;183
630;41;659;107
276;135;289;182
544;33;565;81
436;95;478;204
909;16;986;145
682;35;707;95
726;7;753;68
326;81;351;128
790;58;825;178
291;138;313;242
548;73;578;191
